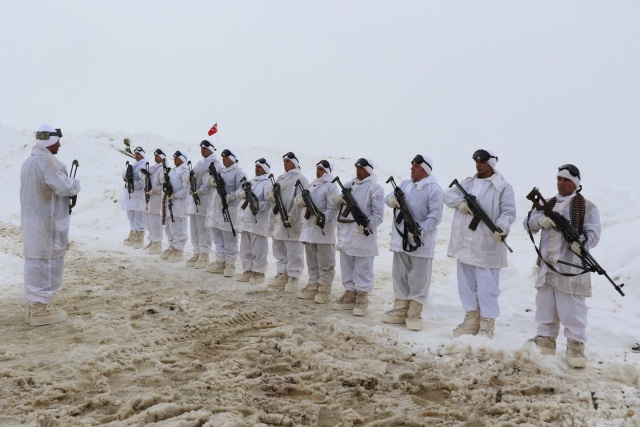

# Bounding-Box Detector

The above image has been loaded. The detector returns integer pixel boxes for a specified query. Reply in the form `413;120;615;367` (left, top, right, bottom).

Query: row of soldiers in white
20;125;601;369
118;142;600;368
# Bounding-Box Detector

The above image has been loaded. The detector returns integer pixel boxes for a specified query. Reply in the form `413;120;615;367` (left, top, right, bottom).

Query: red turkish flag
207;123;218;136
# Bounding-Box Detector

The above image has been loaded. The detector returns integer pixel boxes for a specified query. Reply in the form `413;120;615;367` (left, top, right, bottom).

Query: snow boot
381;299;410;324
452;310;481;337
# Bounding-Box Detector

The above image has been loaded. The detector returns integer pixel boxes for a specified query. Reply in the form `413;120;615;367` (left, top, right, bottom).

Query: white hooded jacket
385;175;443;258
524;191;601;296
121;157;146;212
141;163;163;215
335;174;385;257
20;145;81;259
185;153;219;216
443;172;516;268
162;162;189;219
237;174;273;237
205;163;246;232
271;168;309;241
299;173;339;245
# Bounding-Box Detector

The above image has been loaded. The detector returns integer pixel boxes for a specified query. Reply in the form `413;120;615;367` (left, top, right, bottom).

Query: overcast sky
1;1;638;186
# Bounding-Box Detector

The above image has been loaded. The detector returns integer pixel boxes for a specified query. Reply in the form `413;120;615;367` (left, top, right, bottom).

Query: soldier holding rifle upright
382;154;443;331
121;146;147;248
159;151;190;263
21;124;81;326
204;148;245;277
523;164;601;368
332;157;385;317
140;149;167;255
185;140;220;269
236;158;274;284
443;148;516;339
266;152;309;292
296;160;339;303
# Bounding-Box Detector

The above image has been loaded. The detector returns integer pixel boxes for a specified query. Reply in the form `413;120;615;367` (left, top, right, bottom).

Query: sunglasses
355;158;372;169
412;155;432;171
35;128;63;140
558;164;580;179
283;152;299;162
472;149;497;162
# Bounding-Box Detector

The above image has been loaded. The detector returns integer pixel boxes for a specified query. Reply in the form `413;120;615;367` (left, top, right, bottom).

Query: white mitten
458;200;473;215
388;196;400;208
238;190;246;200
539;217;556;230
226;193;234;203
493;231;507;243
267;191;276;203
209;176;217;187
570;241;582;256
296;197;306;208
186;175;191;185
332;194;345;205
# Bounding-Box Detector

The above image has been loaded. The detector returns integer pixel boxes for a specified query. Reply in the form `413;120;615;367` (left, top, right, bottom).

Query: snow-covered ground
1;124;639;425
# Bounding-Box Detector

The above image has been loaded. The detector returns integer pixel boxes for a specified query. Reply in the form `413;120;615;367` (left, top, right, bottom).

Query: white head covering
415;154;433;175
133;146;146;159
173;151;187;163
222;148;238;164
557;168;581;189
485;149;498;170
355;157;375;175
35;123;60;148
316;160;332;175
256;158;271;174
154;149;166;160
283;152;299;169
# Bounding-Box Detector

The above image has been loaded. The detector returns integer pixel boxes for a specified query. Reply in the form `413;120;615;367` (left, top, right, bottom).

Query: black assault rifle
332;176;372;236
125;161;134;199
209;162;236;237
187;160;200;213
295;179;326;236
449;179;513;253
269;174;291;230
526;188;625;296
69;160;79;214
141;162;152;210
387;176;422;251
162;159;174;223
240;177;259;221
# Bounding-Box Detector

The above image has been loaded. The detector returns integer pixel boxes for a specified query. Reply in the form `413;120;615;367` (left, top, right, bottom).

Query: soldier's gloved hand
331;194;345;205
570;241;582;256
267;191;276;203
146;190;153;195
388;196;400;208
226;193;234;203
168;194;176;200
238;190;246;200
539;217;556;230
493;231;507;243
209;177;217;187
296;197;306;208
358;225;366;235
191;189;203;196
458;200;473;215
312;216;318;225
186;175;191;185
283;219;291;227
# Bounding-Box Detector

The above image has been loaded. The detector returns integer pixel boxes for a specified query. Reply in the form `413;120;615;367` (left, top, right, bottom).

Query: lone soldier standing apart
523;164;600;368
185;140;219;269
159;151;190;263
20;124;81;326
267;152;309;293
122;146;147;248
205;148;245;277
140;149;166;255
296;160;339;303
382;154;443;330
332;158;385;316
443;149;516;339
236;158;274;284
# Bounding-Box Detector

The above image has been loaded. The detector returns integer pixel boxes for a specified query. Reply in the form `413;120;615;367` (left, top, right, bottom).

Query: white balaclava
35;123;60;148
